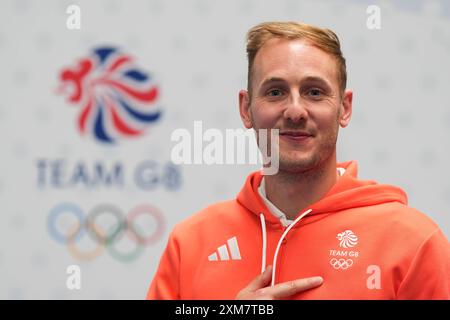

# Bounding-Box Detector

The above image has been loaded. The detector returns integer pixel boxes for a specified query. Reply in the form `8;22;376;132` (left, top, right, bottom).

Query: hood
237;160;408;226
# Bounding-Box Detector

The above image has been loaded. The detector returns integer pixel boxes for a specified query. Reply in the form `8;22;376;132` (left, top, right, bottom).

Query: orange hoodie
147;161;450;299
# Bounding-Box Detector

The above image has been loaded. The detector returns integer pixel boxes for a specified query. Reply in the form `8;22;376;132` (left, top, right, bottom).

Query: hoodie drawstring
259;209;313;286
259;213;267;274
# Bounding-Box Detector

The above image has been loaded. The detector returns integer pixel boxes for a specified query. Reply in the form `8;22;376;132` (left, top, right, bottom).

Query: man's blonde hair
246;21;347;96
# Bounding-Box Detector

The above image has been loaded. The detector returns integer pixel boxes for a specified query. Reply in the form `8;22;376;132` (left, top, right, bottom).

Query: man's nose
283;93;308;123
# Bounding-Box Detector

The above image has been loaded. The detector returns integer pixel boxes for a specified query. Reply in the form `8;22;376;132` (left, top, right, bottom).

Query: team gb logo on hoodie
337;230;358;248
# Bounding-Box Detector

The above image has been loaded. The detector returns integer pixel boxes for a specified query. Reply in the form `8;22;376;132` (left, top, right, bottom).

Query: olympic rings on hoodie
330;258;354;270
47;203;166;262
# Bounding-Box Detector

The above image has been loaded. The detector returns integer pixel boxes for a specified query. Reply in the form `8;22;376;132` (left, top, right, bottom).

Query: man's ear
339;89;353;128
239;90;253;129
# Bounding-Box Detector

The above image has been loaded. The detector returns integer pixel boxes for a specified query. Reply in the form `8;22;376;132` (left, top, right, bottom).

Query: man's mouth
279;130;314;142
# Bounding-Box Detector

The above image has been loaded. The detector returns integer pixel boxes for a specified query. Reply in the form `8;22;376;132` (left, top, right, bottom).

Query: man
147;22;450;299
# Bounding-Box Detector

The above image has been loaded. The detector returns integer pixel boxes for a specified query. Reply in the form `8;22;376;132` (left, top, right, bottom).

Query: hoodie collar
237;161;408;227
258;167;347;227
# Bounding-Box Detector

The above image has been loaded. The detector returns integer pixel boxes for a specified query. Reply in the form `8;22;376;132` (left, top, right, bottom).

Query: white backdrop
0;0;449;299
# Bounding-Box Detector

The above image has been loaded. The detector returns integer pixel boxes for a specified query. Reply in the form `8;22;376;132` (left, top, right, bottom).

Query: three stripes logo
208;236;241;261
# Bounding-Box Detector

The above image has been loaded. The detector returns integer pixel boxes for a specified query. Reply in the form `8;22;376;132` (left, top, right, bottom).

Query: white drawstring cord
257;168;342;283
259;213;267;274
270;209;312;286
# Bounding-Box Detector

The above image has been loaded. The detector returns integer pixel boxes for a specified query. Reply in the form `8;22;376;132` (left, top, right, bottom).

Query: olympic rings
47;203;166;262
330;258;354;270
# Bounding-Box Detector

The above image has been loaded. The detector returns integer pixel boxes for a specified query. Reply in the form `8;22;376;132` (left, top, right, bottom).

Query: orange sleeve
396;229;450;300
146;229;181;300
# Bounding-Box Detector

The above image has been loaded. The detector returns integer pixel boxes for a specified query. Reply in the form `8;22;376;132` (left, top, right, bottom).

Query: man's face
239;38;352;173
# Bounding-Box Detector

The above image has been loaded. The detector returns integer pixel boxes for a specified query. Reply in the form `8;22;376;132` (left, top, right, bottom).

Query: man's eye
308;88;323;97
267;89;283;97
309;89;322;96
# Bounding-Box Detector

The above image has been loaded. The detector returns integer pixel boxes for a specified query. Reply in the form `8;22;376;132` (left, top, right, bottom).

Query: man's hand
236;265;323;300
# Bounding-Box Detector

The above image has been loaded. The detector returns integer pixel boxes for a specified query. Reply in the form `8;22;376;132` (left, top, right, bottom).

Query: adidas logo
208;236;241;261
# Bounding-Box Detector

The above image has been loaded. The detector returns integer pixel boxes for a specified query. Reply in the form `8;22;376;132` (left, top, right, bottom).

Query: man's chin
278;157;318;174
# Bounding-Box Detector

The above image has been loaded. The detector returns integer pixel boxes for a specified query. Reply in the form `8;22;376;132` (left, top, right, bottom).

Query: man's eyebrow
301;76;331;88
259;77;286;88
258;76;332;89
